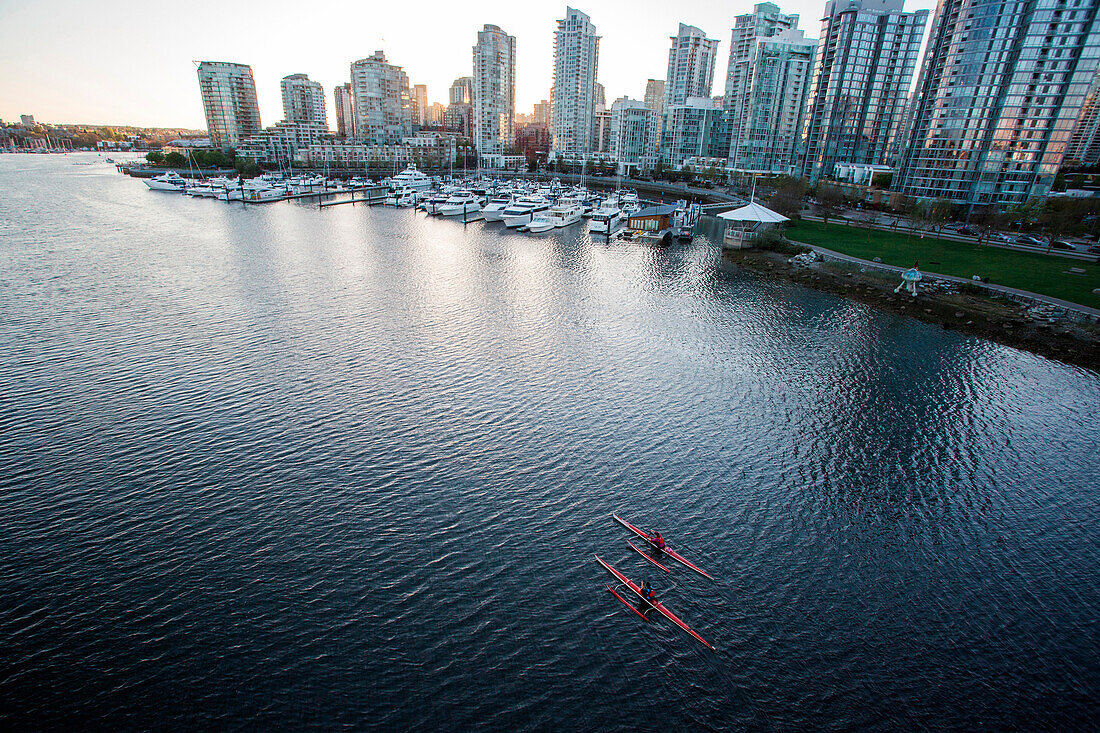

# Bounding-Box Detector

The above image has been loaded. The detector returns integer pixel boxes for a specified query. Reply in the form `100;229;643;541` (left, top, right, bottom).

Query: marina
132;163;703;240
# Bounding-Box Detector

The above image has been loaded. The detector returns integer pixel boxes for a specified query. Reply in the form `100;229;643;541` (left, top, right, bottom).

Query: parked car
997;233;1016;243
1089;244;1100;254
1015;235;1046;246
1050;240;1074;250
955;226;975;235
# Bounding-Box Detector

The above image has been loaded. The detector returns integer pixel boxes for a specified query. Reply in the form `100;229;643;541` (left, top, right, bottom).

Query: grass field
785;219;1100;308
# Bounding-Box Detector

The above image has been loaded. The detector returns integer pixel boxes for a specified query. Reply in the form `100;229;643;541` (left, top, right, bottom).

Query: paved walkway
786;240;1100;319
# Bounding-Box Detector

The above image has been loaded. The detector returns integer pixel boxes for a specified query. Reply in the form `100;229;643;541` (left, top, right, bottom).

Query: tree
871;172;893;189
163;151;186;168
769;176;808;220
907;199;931;238
145;151;166;166
929;198;953;232
971;204;1008;242
234;156;260;178
1007;197;1045;232
816;183;843;226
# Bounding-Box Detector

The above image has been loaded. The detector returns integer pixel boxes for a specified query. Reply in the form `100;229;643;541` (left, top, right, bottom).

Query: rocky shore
724;247;1100;372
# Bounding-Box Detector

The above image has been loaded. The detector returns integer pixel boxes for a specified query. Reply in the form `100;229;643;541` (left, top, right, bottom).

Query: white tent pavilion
717;202;790;249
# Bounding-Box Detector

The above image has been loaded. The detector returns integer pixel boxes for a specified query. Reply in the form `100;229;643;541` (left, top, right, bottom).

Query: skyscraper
196;61;262;148
610;97;659;170
723;3;816;173
896;0;1100;205
661;23;720;165
551;7;600;157
446;76;474;137
664;24;720;107
663;97;726;167
799;0;927;181
644;79;667;147
411;84;428;127
449;76;474;105
280;73;327;127
644;79;666;111
1067;70;1100;165
533;100;552;126
594;82;606;111
349;51;412;145
334;83;355;138
473;24;517;155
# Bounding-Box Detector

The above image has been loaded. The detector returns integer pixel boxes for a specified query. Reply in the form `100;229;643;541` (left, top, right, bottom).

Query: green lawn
786;219;1100;308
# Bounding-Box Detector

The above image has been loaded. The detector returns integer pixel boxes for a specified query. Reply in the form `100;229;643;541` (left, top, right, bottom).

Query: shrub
754;228;810;255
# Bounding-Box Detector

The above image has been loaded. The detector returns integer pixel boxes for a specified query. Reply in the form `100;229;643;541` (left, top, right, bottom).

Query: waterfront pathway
787;239;1100;319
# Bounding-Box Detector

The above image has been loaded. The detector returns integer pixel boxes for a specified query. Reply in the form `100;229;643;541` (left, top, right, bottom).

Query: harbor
131;163;702;242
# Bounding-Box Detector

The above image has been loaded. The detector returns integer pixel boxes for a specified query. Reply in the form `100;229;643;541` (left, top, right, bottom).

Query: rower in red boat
652;531;666;550
640;581;657;603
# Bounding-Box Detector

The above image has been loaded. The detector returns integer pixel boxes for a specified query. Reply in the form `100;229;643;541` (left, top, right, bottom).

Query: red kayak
595;555;715;650
612;514;714;580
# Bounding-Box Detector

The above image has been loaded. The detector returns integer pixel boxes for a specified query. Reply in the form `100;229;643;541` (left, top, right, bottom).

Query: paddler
652;531;666;550
640;581;657;603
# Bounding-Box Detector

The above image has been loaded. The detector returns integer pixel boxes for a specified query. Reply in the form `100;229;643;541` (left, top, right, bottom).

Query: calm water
1;154;1098;730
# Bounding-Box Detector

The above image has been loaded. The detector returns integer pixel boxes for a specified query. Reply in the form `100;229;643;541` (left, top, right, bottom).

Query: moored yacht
501;197;551;228
588;197;624;234
546;201;584;227
439;191;483;216
525;214;555;233
144;171;188;192
386;164;433;191
481;194;515;222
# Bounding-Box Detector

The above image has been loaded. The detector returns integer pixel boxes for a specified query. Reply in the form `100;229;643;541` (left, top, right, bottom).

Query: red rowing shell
595;555;715;650
612;514;714;580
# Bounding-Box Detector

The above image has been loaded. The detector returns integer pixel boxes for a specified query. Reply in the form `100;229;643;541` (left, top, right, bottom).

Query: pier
318;186;389;207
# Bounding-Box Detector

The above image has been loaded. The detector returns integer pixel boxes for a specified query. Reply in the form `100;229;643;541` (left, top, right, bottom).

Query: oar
605;584;649;621
627;540;671;572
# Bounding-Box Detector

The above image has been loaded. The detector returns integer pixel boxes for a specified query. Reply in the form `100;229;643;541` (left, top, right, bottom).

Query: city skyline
0;0;937;129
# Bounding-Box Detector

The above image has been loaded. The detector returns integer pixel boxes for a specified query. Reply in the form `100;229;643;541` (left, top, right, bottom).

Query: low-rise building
236;121;329;164
298;132;459;169
480;153;526;170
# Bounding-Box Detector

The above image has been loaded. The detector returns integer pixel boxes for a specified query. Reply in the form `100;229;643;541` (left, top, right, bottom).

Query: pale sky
0;0;936;129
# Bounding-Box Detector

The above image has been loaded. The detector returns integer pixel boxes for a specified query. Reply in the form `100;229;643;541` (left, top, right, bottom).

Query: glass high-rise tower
896;0;1100;205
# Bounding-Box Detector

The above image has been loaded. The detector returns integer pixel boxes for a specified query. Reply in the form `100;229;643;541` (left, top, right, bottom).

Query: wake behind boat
612;513;713;579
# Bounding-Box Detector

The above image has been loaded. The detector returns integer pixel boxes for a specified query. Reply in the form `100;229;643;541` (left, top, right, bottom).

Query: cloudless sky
0;0;935;129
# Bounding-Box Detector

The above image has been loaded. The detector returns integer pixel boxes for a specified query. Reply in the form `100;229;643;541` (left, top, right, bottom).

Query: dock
318;186;389;207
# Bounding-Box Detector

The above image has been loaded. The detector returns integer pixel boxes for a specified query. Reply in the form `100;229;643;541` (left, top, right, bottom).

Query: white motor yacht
387;164;433;192
501;197;552;228
547;201;584;227
241;181;287;202
588;197;624;234
385;185;418;206
439;191;483;216
144;171;188;192
525;214;555;233
481;194;515;222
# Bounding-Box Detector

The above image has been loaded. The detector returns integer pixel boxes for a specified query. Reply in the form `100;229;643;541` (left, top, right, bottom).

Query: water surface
1;154;1098;729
